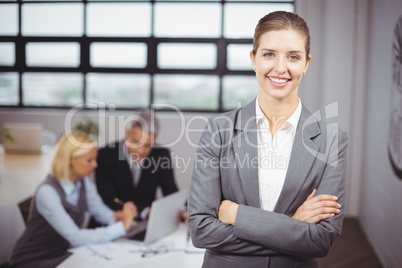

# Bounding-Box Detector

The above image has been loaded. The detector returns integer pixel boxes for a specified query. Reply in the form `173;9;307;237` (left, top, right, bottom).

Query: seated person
9;132;137;268
95;110;184;222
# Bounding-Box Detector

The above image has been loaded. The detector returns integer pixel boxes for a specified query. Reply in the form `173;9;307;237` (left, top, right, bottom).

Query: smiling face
250;29;311;103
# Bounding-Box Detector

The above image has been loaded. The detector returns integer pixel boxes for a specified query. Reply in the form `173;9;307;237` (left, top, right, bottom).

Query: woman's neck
70;173;80;184
258;95;299;135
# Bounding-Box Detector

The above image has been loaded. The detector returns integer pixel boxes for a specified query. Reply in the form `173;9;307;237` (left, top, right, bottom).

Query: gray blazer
188;99;348;268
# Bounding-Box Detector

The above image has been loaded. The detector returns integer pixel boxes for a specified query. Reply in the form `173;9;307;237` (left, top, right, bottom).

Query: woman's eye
289;55;299;60
264;53;274;58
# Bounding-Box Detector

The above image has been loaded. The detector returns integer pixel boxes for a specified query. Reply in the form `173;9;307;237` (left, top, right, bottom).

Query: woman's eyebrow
288;50;304;54
259;48;304;54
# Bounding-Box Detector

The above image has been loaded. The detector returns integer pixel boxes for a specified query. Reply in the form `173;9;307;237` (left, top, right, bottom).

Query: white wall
298;0;402;266
297;0;368;217
361;0;402;266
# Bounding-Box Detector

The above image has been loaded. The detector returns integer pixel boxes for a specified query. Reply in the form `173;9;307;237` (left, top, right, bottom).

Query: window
0;4;18;36
86;3;151;37
154;3;221;38
0;73;18;105
22;3;84;36
22;73;83;106
26;42;80;67
154;74;220;110
0;43;15;66
157;43;217;69
90;43;147;68
0;0;294;111
86;73;150;108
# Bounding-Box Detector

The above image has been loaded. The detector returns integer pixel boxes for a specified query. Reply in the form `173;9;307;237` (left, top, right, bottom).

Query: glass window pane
0;43;15;66
26;42;80;67
22;4;84;36
0;72;19;105
22;73;83;106
222;75;259;110
154;3;221;38
23;0;82;1
90;43;147;68
158;43;217;69
227;43;253;70
226;0;292;2
86;73;150;108
87;3;151;37
88;0;149;1
0;4;18;36
224;3;294;38
154;74;219;110
156;0;216;1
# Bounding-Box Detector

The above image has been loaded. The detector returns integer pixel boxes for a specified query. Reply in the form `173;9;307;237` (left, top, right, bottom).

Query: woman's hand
113;210;123;221
218;200;239;225
121;201;138;231
181;211;188;224
292;189;341;223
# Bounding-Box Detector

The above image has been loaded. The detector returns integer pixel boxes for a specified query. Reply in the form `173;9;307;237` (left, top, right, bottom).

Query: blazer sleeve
188;117;279;256
157;148;178;196
233;130;348;258
95;149;123;211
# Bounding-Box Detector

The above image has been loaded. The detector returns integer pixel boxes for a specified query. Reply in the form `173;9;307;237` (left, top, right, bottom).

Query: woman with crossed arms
9;132;137;268
188;11;348;268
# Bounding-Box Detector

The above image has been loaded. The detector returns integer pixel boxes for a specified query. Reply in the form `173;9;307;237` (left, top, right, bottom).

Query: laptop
2;122;45;154
126;189;187;245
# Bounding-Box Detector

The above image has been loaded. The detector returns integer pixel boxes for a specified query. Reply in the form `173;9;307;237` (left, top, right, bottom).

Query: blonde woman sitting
9;132;137;268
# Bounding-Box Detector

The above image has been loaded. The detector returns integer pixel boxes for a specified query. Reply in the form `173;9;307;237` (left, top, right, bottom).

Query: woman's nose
274;57;287;74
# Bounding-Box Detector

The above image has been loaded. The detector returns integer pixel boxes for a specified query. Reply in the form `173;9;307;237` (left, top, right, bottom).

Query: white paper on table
69;242;144;267
68;225;190;266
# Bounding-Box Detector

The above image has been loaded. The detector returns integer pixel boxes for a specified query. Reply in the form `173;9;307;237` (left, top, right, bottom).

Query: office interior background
0;0;401;267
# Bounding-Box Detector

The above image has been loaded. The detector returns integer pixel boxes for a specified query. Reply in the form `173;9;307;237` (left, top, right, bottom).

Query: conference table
58;224;205;268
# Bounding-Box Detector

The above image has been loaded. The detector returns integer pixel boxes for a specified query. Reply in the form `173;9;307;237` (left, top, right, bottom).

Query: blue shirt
36;176;126;247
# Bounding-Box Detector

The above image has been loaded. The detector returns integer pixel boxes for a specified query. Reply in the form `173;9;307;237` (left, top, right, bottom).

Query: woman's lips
267;76;290;87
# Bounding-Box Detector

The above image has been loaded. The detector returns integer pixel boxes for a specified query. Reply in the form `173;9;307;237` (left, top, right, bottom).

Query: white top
255;97;302;211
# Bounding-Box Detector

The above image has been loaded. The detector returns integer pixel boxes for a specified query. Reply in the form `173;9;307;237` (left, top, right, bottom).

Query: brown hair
252;11;310;58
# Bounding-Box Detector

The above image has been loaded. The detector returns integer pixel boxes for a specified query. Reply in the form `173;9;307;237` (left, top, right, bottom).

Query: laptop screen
2;122;43;154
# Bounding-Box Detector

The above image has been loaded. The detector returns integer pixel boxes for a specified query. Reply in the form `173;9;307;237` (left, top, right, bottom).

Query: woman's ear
304;54;312;73
250;50;256;71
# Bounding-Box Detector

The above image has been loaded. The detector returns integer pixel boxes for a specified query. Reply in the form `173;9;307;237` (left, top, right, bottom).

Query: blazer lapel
233;99;261;208
116;141;135;196
274;106;321;214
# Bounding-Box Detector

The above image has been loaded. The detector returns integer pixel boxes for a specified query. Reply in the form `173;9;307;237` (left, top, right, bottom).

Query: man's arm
95;150;122;211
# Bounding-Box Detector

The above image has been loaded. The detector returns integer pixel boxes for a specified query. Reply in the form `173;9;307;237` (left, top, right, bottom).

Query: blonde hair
51;132;96;181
